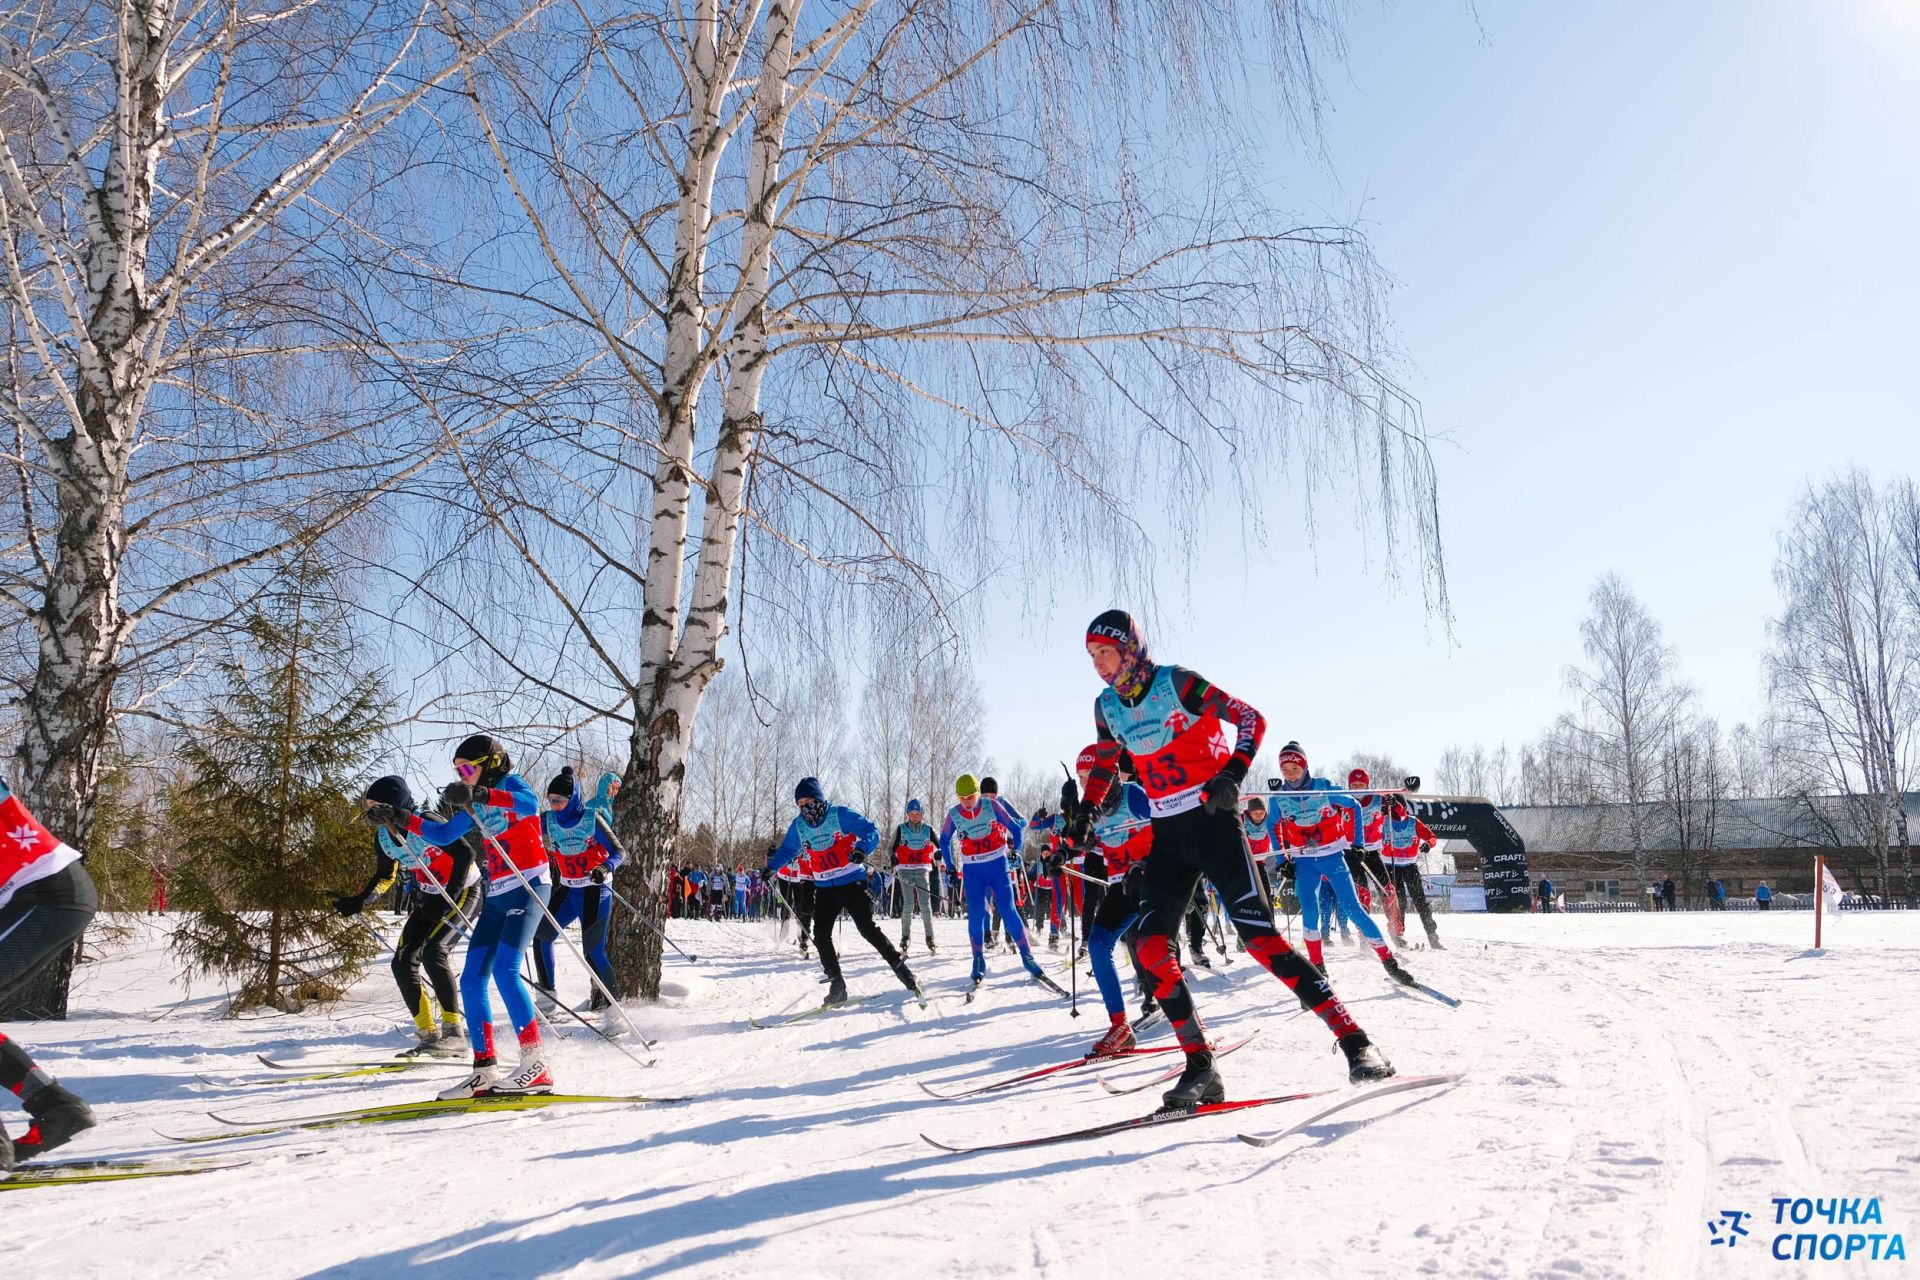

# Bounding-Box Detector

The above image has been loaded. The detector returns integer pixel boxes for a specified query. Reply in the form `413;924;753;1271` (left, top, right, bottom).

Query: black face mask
799;798;828;825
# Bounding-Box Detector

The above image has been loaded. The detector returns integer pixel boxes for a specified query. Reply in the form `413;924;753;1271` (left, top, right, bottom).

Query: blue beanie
794;776;825;803
906;798;923;814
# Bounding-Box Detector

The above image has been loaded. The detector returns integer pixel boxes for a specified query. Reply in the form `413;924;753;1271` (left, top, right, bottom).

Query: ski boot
439;1057;501;1100
925;938;938;955
1426;932;1445;951
0;1118;12;1173
1020;952;1048;981
1339;1032;1395;1083
496;1027;552;1094
1161;1050;1224;1110
587;987;610;1013
890;957;921;995
1088;1015;1135;1059
1382;955;1419;988
532;985;559;1015
1390;934;1410;951
898;938;911;959
10;1080;96;1162
1047;933;1059;952
822;975;849;1007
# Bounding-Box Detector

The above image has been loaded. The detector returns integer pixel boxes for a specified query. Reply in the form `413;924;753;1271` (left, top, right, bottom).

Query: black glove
1123;862;1147;894
364;803;403;829
331;892;365;917
1046;852;1065;873
850;848;869;864
441;781;473;809
1062;809;1092;851
1058;778;1079;816
1202;772;1239;815
590;866;607;884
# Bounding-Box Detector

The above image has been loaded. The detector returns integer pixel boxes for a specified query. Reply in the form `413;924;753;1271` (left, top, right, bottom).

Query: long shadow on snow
299;1145;1142;1279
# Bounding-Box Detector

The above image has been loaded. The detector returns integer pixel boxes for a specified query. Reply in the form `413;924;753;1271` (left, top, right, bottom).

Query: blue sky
972;0;1920;778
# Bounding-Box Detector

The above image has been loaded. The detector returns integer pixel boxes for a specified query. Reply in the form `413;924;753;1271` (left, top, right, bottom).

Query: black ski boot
1382;956;1418;988
1161;1050;1224;1111
822;976;849;1007
1191;951;1212;970
13;1080;97;1161
1339;1032;1395;1084
1426;933;1445;951
891;958;920;994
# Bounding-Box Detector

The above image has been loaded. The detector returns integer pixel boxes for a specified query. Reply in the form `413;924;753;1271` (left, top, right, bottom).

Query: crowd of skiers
1;606;1458;1167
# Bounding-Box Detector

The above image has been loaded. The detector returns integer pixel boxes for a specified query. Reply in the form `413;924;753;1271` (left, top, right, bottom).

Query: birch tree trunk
0;0;529;1018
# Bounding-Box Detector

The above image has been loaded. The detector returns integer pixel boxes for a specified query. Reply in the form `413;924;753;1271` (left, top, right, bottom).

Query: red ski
920;1088;1339;1154
1094;1032;1258;1095
918;1039;1186;1101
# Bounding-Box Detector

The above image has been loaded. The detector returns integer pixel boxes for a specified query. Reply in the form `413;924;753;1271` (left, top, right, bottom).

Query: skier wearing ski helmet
0;775;97;1168
766;778;921;1006
1072;610;1393;1106
367;733;555;1098
338;774;479;1054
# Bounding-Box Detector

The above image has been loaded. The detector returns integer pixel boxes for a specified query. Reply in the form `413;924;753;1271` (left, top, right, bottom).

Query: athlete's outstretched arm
842;807;880;854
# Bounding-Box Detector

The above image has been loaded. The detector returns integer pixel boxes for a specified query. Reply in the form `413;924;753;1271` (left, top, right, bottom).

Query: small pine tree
167;544;386;1013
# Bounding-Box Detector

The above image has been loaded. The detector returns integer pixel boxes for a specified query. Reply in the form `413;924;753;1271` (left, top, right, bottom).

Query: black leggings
1134;805;1361;1053
0;862;98;1095
394;886;469;1018
1387;863;1437;936
812;881;902;981
0;862;97;1012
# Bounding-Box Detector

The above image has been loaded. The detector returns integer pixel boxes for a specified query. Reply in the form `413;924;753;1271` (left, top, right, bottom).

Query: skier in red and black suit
0;776;98;1168
1067;610;1392;1108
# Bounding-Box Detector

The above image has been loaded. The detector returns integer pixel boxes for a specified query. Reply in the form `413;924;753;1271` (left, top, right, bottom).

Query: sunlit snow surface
12;909;1916;1279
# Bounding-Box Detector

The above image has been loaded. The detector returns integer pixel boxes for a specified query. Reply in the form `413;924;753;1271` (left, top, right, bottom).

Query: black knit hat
547;765;576;799
365;775;416;813
980;776;999;795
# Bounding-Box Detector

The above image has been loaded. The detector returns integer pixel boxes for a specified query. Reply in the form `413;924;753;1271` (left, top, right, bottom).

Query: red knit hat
1278;741;1307;770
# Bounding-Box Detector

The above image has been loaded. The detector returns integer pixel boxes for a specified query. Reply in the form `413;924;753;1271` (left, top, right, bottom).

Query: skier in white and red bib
1382;793;1444;949
0;776;98;1168
1068;609;1392;1108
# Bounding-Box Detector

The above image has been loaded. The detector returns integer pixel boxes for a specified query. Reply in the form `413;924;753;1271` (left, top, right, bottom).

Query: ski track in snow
8;911;1917;1279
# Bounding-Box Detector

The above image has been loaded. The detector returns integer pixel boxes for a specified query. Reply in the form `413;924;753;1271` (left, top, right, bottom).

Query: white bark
0;1;533;847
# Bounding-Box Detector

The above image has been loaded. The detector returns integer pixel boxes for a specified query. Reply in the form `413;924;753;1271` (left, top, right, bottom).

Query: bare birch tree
1766;473;1918;904
1562;573;1690;880
399;0;1450;997
0;0;536;832
0;0;535;1015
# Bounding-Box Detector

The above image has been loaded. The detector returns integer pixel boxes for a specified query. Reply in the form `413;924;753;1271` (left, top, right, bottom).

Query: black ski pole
603;881;703;964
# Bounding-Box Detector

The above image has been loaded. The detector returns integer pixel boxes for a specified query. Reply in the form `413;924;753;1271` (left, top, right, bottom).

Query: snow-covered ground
8;908;1917;1279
